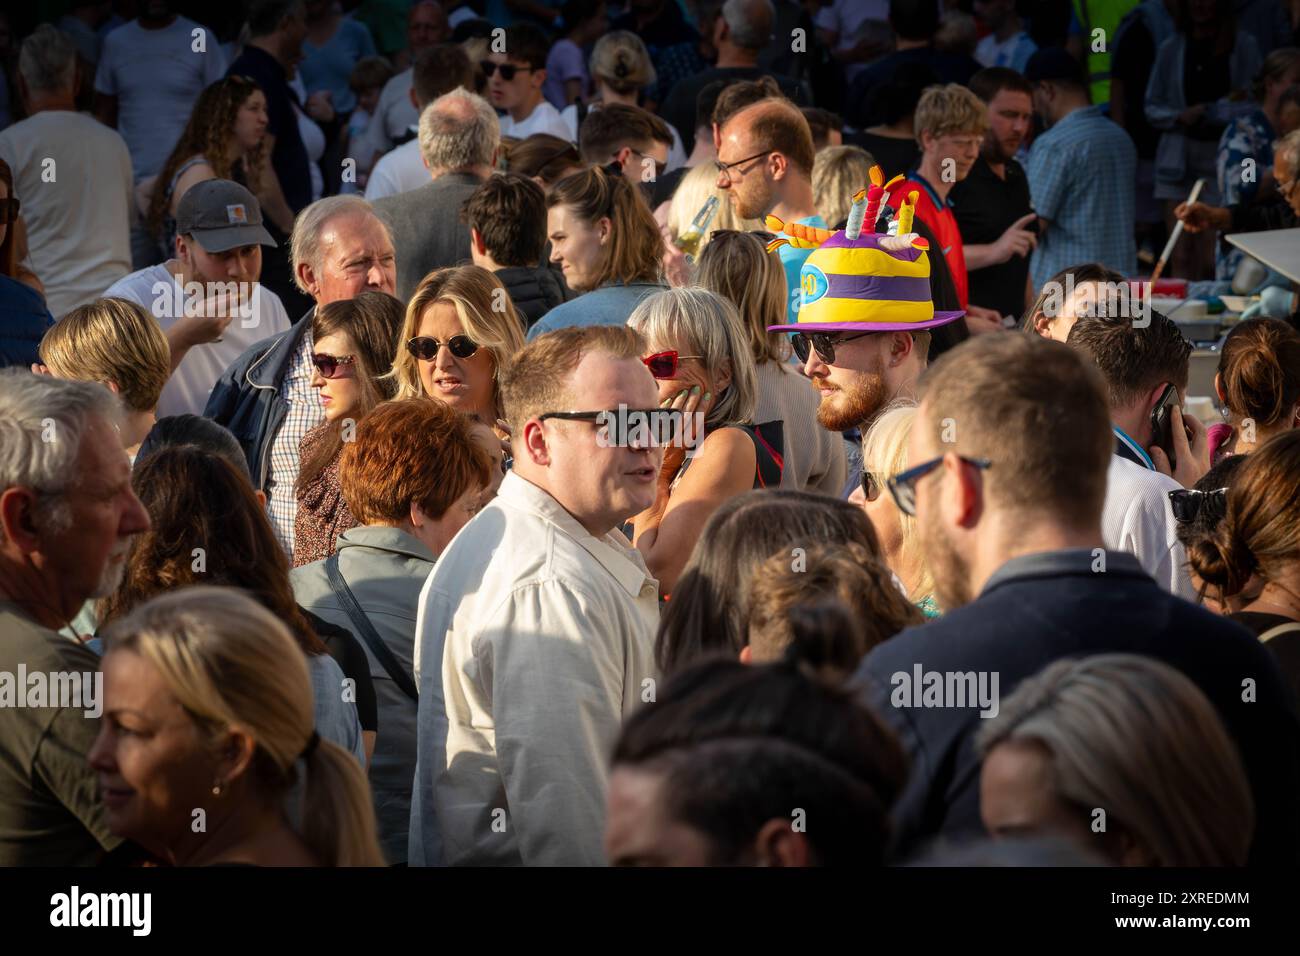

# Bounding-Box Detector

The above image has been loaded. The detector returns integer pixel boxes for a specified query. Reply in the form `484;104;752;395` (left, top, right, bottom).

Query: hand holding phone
1149;383;1179;473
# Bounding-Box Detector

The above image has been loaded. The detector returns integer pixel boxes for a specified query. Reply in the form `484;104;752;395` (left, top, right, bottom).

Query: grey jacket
291;525;436;865
371;171;485;301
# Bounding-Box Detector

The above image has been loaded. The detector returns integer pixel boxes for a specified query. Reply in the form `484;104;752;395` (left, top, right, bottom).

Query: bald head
419;87;500;173
722;97;816;177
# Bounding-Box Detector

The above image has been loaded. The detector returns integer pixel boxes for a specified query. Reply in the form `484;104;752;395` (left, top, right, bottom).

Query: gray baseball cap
175;179;277;252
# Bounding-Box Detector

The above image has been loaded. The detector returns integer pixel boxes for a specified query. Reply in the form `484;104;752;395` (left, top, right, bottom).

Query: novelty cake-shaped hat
765;165;966;333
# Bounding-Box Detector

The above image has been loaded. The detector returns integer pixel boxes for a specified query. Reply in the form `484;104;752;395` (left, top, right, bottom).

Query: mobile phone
1150;383;1179;472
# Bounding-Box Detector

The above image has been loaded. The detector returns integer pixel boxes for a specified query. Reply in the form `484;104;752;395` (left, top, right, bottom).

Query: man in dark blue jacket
203;195;396;559
855;333;1300;866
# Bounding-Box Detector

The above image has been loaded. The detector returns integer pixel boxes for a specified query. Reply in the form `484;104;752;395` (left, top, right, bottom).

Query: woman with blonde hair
392;265;526;429
144;76;271;258
976;653;1254;866
91;587;385;866
695;229;845;494
860;403;938;616
628;287;778;594
560;31;686;166
663;164;765;256
37;297;171;459
813;145;876;230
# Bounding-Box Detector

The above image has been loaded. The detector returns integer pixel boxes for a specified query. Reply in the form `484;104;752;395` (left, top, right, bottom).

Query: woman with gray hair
976;654;1254;867
627;287;777;593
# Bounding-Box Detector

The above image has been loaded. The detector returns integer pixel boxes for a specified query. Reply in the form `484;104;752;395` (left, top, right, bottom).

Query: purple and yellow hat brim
769;229;964;333
767;310;965;333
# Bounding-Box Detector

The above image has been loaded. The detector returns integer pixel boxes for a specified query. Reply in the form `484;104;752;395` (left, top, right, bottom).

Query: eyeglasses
481;60;533;81
714;149;774;182
311;353;356;379
539;408;686;446
626;148;667;180
0;196;19;224
861;470;882;502
1169;487;1229;524
642;350;704;380
407;334;479;361
886;454;992;517
790;331;875;365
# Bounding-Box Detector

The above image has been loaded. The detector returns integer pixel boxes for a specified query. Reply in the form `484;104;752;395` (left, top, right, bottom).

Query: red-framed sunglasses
642;350;705;380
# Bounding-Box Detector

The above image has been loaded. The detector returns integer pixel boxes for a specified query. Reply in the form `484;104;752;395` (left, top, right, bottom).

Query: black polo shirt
949;155;1034;321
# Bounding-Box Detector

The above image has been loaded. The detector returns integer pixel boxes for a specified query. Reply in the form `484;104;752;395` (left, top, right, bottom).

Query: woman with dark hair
655;489;882;677
505;133;585;190
1187;430;1300;695
1171;454;1251;612
606;650;907;866
1020;262;1129;340
145;76;270;260
0;157;53;368
1207;317;1300;463
294;291;403;567
530;164;666;339
99;445;377;766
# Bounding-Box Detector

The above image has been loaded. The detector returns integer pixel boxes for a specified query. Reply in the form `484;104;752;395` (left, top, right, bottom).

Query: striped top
754;360;847;495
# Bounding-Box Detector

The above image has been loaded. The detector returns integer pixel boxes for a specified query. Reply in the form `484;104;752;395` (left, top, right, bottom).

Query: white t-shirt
1102;454;1196;600
357;69;417;170
103;263;292;418
94;17;228;181
364;135;428;200
500;99;573;141
0;110;133;320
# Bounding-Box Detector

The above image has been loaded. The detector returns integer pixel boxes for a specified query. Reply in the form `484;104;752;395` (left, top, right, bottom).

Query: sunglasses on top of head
407;335;479;361
481;60;532;81
642;350;704;380
311;353;356;379
790;331;875;365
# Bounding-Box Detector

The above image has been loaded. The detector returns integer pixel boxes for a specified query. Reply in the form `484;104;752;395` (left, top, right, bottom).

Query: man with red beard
766;217;964;499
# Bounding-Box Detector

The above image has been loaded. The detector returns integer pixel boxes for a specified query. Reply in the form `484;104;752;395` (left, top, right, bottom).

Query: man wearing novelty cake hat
767;174;965;487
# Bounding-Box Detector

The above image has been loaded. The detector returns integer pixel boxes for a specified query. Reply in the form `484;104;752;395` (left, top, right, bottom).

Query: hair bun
1186;524;1254;599
614;55;630;79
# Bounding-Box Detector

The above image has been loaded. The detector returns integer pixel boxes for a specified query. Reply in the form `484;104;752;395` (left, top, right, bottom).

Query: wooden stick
1152;177;1206;282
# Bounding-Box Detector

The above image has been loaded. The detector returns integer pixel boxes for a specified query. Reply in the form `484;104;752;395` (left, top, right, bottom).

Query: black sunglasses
791;330;875;365
311;353;356;379
1169;487;1229;524
886;454;992;517
407;334;479;361
481;60;533;81
539;408;686;446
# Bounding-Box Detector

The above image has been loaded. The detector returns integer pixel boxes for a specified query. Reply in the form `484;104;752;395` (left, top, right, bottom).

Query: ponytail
300;738;387;867
547;165;662;289
1218;318;1300;429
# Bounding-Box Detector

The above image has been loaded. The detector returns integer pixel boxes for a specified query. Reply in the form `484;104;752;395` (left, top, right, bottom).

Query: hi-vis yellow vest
1073;0;1140;107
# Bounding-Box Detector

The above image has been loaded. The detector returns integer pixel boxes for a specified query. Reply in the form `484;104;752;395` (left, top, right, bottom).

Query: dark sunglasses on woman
642;350;704;380
407;335;479;361
1168;487;1228;524
311;353;356;379
480;60;532;81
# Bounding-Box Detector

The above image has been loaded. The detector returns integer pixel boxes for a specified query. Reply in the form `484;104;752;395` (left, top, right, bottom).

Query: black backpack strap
324;553;419;702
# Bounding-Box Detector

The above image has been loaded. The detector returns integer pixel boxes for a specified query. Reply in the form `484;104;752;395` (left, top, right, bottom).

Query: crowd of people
1;0;1300;869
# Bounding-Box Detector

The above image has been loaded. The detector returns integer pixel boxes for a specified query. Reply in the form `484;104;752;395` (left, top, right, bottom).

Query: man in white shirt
0;25;133;320
353;1;450;175
486;23;572;141
364;43;475;201
93;0;227;182
1067;311;1210;599
972;0;1037;73
104;179;290;418
410;324;664;867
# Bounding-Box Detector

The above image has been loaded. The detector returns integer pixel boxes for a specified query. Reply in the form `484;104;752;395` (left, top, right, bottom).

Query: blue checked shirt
1027;106;1137;290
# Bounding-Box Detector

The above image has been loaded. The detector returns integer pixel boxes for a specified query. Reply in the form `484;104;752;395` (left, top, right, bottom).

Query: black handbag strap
324;553;419;702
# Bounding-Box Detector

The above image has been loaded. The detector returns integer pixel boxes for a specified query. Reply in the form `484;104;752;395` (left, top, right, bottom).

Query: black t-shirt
1111;12;1160;157
845;131;920;182
949;155;1034;321
1230;611;1300;699
227;45;311;214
